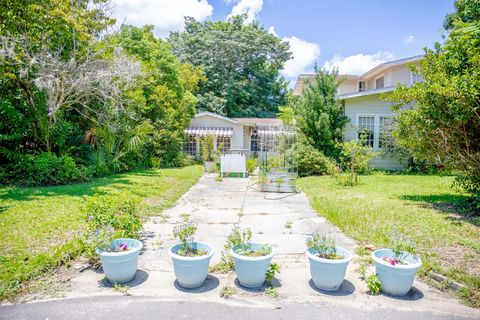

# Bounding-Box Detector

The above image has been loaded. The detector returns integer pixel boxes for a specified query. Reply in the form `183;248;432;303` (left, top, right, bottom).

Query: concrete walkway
10;174;479;319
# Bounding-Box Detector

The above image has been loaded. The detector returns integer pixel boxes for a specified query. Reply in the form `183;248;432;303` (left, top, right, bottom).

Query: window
250;134;260;152
184;135;197;157
411;72;423;84
358;81;366;92
378;116;392;148
375;76;384;89
216;136;231;153
358;116;375;147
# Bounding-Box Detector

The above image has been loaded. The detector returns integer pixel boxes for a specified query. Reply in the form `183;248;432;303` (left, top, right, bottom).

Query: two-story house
293;55;423;170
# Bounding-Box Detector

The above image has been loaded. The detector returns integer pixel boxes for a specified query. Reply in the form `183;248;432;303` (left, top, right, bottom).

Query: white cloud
282;36;321;77
323;52;394;75
404;35;415;44
111;0;213;38
268;26;277;36
227;0;263;23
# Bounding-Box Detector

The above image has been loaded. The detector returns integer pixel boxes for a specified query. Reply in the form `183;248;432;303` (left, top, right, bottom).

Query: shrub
338;140;378;174
246;158;258;174
83;195;143;260
5;152;93;186
292;143;332;177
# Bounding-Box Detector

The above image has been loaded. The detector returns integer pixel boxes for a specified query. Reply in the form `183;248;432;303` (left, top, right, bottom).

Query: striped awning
185;127;233;137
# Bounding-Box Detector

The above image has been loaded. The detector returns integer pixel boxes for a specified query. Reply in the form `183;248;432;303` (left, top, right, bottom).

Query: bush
292;143;332;177
246;158;258;174
338;140;378;174
83;195;144;260
4;152;93;186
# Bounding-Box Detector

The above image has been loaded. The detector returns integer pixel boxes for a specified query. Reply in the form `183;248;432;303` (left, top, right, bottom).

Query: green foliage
338;140;378;175
288;67;349;158
220;285;237;299
246;158;258;174
366;274;382;295
265;263;280;285
389;233;416;262
83;195;143;260
172;219;207;256
200;134;218;162
306;234;342;260
291;142;332;177
387;0;480;199
211;227;252;273
264;286;279;298
169;15;292;117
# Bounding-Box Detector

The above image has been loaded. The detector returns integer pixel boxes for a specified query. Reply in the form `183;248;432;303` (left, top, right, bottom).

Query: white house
183;111;289;157
293;55;424;170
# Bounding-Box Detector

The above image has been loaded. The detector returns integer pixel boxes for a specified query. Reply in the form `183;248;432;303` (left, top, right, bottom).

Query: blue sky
111;0;454;85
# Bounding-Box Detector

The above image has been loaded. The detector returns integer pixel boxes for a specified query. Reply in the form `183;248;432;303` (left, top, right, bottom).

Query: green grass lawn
299;173;480;307
0;165;203;300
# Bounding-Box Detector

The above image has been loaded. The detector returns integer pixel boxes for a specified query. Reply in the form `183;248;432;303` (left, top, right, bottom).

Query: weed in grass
265;286;278;298
220;285;237;299
284;222;292;229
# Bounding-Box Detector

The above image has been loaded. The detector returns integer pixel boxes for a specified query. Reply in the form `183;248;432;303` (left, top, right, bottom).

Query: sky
110;0;454;86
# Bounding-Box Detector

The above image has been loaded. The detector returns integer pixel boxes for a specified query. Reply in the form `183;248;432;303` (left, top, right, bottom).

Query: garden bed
0;165;203;301
299;173;480;307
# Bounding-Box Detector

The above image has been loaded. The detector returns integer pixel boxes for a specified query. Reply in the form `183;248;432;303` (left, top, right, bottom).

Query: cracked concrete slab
50;174;479;319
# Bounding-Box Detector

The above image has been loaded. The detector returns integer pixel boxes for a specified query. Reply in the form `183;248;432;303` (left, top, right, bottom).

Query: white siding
390;64;416;86
189;115;245;150
344;94;406;170
337;79;358;95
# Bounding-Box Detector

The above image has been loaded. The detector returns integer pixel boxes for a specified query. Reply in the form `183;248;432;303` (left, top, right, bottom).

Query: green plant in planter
173;220;207;257
234;243;273;257
210;226;252;273
306;234;343;260
385;233;415;265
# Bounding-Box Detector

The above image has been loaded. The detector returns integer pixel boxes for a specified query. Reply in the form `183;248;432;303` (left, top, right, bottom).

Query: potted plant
229;235;275;288
98;237;143;284
371;233;422;296
168;219;214;288
200;134;218;173
305;234;352;291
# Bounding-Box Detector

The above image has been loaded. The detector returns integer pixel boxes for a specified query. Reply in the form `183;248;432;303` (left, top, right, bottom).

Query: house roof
337;86;396;100
233;118;282;126
194;111;240;124
292;54;424;96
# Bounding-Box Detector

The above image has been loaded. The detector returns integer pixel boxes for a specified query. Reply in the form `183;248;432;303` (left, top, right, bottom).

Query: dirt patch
435;244;480;278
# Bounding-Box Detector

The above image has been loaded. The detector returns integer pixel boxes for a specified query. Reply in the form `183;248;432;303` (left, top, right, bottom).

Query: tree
111;25;204;166
388;0;480;201
169;15;292;117
289;67;349;158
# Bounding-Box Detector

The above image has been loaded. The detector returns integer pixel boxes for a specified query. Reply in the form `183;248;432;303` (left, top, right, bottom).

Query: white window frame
374;74;385;89
357;80;367;92
355;113;392;150
410;71;423;85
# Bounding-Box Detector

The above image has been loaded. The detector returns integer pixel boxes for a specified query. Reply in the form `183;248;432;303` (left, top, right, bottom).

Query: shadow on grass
399;194;479;227
0;174;136;203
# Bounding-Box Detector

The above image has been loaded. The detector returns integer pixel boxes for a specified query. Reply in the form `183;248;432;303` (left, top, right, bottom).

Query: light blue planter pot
98;238;142;284
306;246;353;291
169;242;214;289
230;243;275;288
372;249;422;296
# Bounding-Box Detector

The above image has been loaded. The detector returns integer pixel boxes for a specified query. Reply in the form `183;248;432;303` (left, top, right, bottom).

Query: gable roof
293;54;424;96
194;111;240;124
